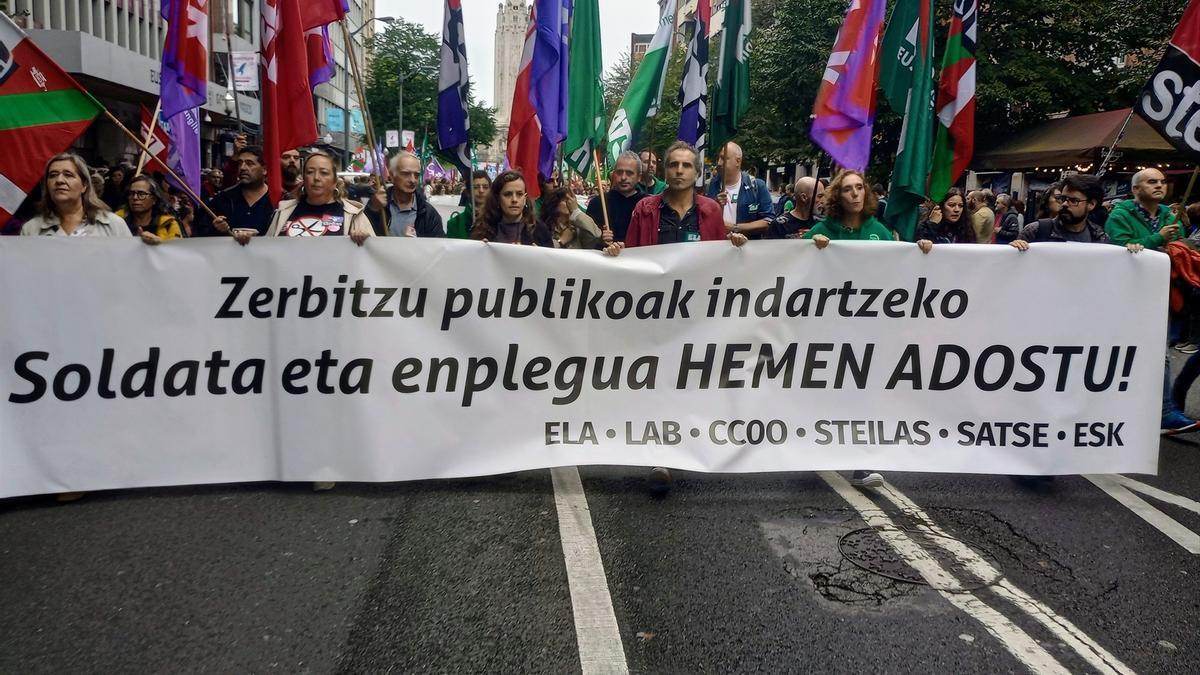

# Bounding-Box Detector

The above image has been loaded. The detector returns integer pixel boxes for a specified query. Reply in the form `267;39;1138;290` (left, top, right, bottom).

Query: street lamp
342;16;396;166
223;90;235;116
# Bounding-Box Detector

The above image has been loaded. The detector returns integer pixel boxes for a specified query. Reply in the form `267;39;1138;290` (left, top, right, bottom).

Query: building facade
5;0;373;171
485;0;527;163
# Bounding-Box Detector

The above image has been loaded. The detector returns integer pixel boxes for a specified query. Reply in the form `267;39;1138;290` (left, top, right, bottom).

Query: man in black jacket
369;152;445;237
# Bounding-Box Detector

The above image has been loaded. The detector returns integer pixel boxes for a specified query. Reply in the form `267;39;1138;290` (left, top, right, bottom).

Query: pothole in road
838;526;1004;591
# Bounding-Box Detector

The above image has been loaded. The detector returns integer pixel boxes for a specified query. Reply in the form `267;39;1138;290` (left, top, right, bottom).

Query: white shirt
723;181;741;224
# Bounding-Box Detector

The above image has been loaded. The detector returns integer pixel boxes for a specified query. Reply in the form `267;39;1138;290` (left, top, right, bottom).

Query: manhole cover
838;527;1003;591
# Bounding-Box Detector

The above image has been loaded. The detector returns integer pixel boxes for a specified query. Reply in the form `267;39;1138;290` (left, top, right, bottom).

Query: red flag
300;0;348;31
261;0;318;203
506;6;542;198
139;104;171;173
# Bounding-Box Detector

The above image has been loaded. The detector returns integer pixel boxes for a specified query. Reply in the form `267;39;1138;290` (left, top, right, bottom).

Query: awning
973;108;1178;170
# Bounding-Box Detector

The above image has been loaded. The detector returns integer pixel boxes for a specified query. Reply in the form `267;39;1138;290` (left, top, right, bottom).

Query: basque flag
437;0;472;176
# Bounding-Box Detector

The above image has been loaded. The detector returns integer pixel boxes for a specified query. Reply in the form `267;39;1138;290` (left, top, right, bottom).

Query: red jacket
625;193;726;247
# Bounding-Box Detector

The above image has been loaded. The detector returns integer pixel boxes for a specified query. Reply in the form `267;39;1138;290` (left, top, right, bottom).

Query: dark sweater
586;189;647;243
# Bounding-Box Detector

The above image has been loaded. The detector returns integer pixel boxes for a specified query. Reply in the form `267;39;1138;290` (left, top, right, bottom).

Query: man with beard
638;149;666;195
585;151;646;243
706;141;774;238
280;149;302;200
1010;174;1196;438
195;145;274;236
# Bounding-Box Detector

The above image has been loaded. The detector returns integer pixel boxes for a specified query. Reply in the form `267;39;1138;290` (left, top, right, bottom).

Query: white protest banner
385;129;400;148
0;239;1166;497
230;52;259;91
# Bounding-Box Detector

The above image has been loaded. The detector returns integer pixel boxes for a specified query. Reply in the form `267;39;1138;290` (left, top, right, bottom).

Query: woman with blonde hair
21;153;130;238
235;149;372;245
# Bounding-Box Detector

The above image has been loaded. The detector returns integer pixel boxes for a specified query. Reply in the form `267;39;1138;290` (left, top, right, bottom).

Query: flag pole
1183;165;1200;205
339;19;383;182
135;99;163;175
223;0;245;134
1096;108;1137;178
593;147;611;232
101;108;218;219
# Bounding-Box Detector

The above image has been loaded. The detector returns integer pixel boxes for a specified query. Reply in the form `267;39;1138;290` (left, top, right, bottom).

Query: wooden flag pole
1183;166;1199;206
102;109;218;220
339;20;383;182
135;99;162;175
593;147;611;232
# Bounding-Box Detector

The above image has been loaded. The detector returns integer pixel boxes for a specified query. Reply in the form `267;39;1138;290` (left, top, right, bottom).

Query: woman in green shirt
804;170;932;488
445;170;492;239
804;169;933;253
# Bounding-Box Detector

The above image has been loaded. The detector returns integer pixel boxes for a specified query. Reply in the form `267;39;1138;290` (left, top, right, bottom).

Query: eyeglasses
127;190;152;199
1060;196;1088;206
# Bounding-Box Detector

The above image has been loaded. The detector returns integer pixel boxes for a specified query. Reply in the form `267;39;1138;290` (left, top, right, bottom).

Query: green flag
879;0;936;242
710;0;751;152
565;0;604;177
606;0;676;165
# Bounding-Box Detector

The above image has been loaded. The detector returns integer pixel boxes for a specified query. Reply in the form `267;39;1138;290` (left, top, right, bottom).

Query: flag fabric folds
507;5;543;196
810;0;887;171
677;0;710;158
438;0;473;177
606;0;676;164
929;0;978;201
532;0;571;180
262;0;319;203
160;0;209;200
564;0;604;178
1135;0;1200;162
879;0;936;242
710;0;750;151
0;14;104;222
305;25;335;89
139;104;171;173
300;0;348;31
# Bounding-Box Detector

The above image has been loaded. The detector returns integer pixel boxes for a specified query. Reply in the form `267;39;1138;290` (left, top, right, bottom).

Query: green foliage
364;19;496;161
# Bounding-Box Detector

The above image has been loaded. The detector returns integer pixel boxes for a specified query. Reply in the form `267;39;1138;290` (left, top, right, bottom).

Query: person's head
996;193;1011;212
718;142;743;179
638;150;658;180
208;168;224;186
39;153;108;219
299;150;340;204
611;151;642;195
124;174;167;218
90;172;105;195
966;190;982;212
824;170;876;221
233;146;267;188
470;170;491;210
1187;202;1200;226
793;176;824;213
538;187;576;229
1057;174;1102;226
389;152;421;197
1132;168;1168;206
280;149;302;183
1038;183;1062;218
872;183;886;198
481;170;533;226
663;141;701;192
981;188;995;208
108;165;128;187
939;188;966;224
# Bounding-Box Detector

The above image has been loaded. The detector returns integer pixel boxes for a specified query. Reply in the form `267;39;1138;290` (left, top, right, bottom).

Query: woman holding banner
243;150;372;244
806;169;934;489
21;153;131;239
915;188;975;244
470;171;552;247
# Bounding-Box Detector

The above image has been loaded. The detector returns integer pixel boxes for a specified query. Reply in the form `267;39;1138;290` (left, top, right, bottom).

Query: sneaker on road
1161;411;1200;436
1175;342;1200;354
647;467;672;495
849;471;884;489
312;481;336;491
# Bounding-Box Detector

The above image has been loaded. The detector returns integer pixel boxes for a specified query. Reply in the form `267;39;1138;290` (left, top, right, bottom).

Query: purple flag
162;109;202;201
425;157;448;181
809;0;886;171
306;25;335;89
437;0;472;176
531;0;571;179
159;1;206;200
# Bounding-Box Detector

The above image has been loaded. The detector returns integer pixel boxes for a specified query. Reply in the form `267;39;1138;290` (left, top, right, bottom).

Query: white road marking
819;472;1069;675
875;481;1136;675
1113;475;1200;516
1085;474;1200;555
550;467;629;675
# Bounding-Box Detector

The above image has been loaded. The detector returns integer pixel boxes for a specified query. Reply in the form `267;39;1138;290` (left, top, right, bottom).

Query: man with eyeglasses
369;151;445;237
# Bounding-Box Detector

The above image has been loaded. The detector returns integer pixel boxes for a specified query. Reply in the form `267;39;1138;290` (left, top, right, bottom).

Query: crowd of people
4;137;1198;496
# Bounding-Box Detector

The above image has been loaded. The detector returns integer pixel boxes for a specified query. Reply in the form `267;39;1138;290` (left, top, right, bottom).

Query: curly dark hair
472;170;535;240
822;170;877;223
537;187;575;232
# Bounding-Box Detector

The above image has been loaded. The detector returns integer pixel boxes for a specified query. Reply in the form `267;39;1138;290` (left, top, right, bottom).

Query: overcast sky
376;0;662;108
